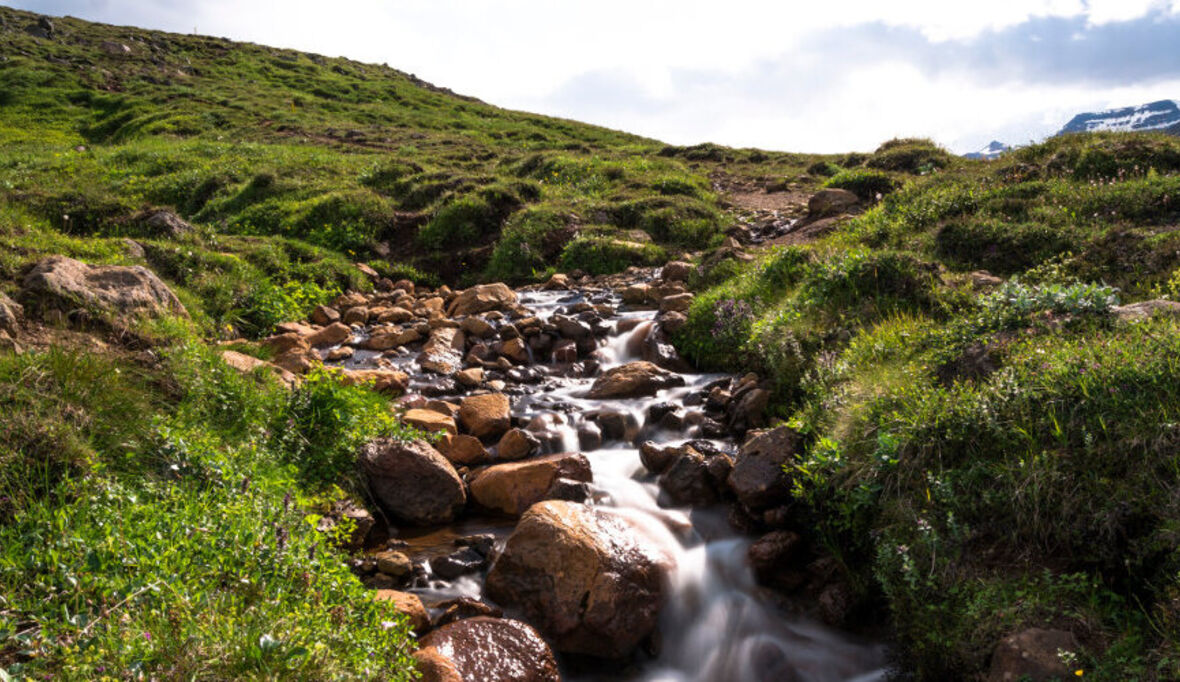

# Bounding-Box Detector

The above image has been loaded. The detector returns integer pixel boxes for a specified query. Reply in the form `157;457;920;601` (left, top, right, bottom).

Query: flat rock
419;327;466;375
20;256;186;323
458;393;511;440
417;617;560;682
448;283;517;317
587;361;685;399
469;453;593;516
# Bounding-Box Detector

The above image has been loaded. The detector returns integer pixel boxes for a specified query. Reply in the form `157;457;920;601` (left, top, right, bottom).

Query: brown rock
808;188;859;218
456;367;484;387
498;337;530;364
377;306;415;324
460;316;495;338
359;439;466;525
728;426;799;511
272;349;318;375
658;311;687;335
659;293;694;313
333;292;368;310
657;448;718;506
305;322;352;348
486;500;668;658
458;393;511;440
1113;299;1180;322
375;550;413;577
621;283;649;305
469;453;592;516
403;408;458;435
413;647;464;682
336;368;408;393
220;350;299;389
341;306;369;326
20;256;186;322
543;273;570;290
310;305;340;325
437;434;491;466
988;628;1080;682
639;441;677;475
496;428;540;461
448;283;517;317
261;332;310;356
419;327;466;375
0;292;25;333
325;346;354;361
418;617;560;682
587;361;685;399
661;261;694;282
375;590;430;633
747;531;806;589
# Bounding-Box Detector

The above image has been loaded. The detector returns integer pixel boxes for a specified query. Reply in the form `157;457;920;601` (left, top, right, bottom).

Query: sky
11;0;1180;153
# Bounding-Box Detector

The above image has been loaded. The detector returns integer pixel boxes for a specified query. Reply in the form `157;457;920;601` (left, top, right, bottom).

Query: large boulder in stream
419;327;466;375
359;438;466;525
728;425;800;511
415;617;560;682
469;453;592;516
447;283;517;317
20;256;186;323
486;500;669;659
458;393;511;440
587;361;685;399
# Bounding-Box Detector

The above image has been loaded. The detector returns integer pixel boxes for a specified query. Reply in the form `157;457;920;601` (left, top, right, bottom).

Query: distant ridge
1057;99;1180;135
963;140;1010;161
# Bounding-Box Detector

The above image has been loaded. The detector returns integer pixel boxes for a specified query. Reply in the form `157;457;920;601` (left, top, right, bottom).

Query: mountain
1057;99;1180;135
963;140;1010;160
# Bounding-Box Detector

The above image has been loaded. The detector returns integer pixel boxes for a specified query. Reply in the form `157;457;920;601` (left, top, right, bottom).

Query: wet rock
661;261;693;282
460;316;495;338
728;426;800;511
359;439;466;525
587;361;685;399
341;306;369;325
420;327;466;375
498;337;530;364
374;589;430;632
726;387;771;433
621;283;650;305
639;441;678;475
417;617;561;682
413;647;464;682
436;434;491;466
403;408;458;435
456;367;484;387
376;306;415;324
375;550;413;577
448;283;517;317
552;339;578;364
20;256;186;323
808;188;859;219
577;422;603;450
748;531;806;590
434;597;503;627
554;314;593;340
658;448;718;506
325;346;354;361
455;534;496;556
306;322;352;348
657;311;687;335
594;410;640;443
988;628;1080;682
431;547;488;580
544;273;570;290
818;581;855;627
458;393;511;440
497;428;540;461
468;453;593;516
486;501;668;659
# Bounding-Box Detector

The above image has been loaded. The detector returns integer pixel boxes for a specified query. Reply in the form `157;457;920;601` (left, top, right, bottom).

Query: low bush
558;235;667;275
824;169;898;201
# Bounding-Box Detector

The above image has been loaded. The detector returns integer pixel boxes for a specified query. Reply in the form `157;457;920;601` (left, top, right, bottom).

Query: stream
349;284;889;682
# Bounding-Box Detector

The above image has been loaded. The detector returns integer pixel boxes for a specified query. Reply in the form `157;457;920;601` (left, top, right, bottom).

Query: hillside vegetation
677;133;1180;679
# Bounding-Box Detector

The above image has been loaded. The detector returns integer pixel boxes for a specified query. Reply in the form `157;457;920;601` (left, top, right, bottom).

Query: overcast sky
13;0;1180;153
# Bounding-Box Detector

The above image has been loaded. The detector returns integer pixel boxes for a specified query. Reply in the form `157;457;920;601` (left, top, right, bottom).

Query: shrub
612;196;724;249
559;235;667;275
825;169;898;201
485;207;572;282
933;219;1074;275
867;138;953;175
416;195;499;251
807;160;842;177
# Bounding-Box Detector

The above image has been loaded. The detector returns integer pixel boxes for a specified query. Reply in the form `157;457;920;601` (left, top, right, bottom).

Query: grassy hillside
677;133;1180;679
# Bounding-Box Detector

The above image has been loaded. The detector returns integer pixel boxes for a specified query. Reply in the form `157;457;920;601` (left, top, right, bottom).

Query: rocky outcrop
728;425;799;511
807;188;859;219
420;327;466;375
486;500;668;658
587;361;685;399
468;453;592;516
359;439;466;525
20;256;186;323
416;617;561;682
447;283;517;317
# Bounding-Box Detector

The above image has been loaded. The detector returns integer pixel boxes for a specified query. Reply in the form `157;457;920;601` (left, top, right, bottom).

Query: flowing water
396;287;889;682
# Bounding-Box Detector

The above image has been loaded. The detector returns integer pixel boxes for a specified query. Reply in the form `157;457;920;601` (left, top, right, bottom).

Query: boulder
622;284;650;305
419;327;466;375
413;647;463;682
661;261;694;282
807;188;859;218
448;283;517;317
456;367;484;387
341;307;369;326
403;408;458;435
657;448;718;506
988;628;1080;682
728;425;800;511
469;453;593;516
20;256;186;322
310;305;340;325
336;368;408;393
376;306;415;324
434;597;503;627
417;617;560;682
747;531;807;591
458;393;511;440
486;500;668;658
1113;299;1180;322
141;209;194;238
431;547;488;580
460;316;495;338
496;428;540;461
374;590;429;633
436;434;491;466
587;361;685;399
359;439;466;525
498;337;530;364
305;322;352;348
262;332;310;356
375;550;413;577
543;273;570;290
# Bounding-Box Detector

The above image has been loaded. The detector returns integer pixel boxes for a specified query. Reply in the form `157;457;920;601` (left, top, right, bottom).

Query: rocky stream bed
244;264;890;682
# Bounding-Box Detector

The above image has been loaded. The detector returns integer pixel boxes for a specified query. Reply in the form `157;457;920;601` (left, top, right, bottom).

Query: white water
511;291;889;682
